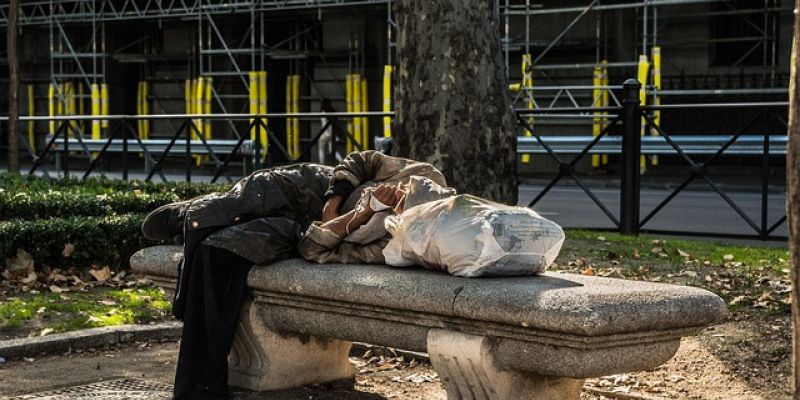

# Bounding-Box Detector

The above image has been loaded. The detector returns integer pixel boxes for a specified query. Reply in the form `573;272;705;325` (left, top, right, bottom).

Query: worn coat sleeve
298;221;389;264
331;150;386;186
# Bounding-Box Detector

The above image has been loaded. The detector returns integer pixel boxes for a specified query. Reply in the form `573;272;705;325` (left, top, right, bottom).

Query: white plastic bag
383;194;565;277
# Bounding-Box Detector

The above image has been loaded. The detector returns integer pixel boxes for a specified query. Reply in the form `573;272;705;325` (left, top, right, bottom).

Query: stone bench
131;245;726;399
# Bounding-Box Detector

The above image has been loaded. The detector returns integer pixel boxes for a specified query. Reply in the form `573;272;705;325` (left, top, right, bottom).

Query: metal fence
519;79;787;241
0;82;788;240
0;111;391;183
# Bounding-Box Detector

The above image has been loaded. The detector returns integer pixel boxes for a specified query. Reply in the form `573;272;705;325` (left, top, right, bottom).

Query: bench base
428;330;585;400
229;299;356;391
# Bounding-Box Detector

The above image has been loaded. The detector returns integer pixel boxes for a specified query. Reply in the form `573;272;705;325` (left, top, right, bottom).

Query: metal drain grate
11;378;173;400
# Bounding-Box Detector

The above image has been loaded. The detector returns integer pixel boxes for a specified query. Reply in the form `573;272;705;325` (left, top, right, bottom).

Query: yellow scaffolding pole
382;65;393;137
651;46;662;166
360;75;369;150
91;83;101;140
353;73;363;151
521;54;534;164
144;81;151;139
136;81;149;157
27;84;35;149
193;77;204;139
192;77;204;165
292;74;301;158
249;71;259;144
637;54;650;173
100;83;109;129
345;74;353;153
592;66;603;168
48;83;56;137
258;71;269;152
204;77;213;140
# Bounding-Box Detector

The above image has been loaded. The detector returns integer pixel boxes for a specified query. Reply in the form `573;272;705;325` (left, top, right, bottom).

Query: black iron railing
3;111;388;183
519;79;788;241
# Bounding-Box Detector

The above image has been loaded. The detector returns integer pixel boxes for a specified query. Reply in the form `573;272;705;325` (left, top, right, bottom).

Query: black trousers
173;242;252;400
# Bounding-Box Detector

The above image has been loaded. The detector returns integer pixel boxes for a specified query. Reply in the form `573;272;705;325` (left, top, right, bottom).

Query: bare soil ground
0;329;790;400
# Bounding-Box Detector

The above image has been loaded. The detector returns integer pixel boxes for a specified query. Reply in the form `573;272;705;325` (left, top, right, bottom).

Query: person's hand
322;195;344;222
371;184;401;209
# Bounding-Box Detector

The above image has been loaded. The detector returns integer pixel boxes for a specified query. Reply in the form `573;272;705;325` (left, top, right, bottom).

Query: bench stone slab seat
131;245;726;400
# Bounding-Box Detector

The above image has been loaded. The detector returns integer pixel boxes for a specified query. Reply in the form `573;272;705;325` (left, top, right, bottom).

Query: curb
0;321;182;359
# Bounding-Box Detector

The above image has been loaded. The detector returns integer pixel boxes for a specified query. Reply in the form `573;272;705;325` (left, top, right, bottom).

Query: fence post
620;78;642;235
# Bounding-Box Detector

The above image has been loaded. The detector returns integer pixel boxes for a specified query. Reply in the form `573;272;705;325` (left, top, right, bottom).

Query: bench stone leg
228;299;356;391
428;329;585;400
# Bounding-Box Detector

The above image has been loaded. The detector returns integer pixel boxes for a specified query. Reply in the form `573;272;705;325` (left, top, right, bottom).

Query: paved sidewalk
0;341;447;400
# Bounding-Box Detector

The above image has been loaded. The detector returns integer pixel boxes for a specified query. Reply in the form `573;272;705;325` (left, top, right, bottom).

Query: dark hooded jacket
150;163;333;319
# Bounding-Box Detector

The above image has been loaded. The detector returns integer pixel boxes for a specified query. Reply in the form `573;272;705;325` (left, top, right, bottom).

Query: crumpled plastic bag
344;176;456;245
382;194;565;277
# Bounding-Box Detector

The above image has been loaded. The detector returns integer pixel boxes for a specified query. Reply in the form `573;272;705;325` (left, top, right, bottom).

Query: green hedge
0;173;229;270
0;173;229;198
0;213;152;269
0;190;181;220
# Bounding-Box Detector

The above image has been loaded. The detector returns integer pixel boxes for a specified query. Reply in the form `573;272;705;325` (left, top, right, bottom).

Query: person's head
320;98;334;112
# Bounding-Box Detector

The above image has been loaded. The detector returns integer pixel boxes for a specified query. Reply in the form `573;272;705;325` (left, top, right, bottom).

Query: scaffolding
0;0;792;165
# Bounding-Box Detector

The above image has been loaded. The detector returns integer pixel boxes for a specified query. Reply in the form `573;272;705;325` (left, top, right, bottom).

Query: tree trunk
393;1;518;205
788;1;800;398
6;0;20;174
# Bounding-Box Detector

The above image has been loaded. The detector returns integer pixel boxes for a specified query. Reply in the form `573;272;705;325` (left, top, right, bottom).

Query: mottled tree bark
393;0;517;205
6;0;20;173
789;1;800;398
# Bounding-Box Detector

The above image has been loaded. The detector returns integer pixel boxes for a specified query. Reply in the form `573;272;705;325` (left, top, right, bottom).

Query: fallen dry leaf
19;271;37;285
49;285;68;293
729;295;747;306
5;249;34;276
757;292;774;303
89;266;112;282
61;243;75;258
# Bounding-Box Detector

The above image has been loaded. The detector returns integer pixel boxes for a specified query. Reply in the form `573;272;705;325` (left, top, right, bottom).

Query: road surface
520;185;788;242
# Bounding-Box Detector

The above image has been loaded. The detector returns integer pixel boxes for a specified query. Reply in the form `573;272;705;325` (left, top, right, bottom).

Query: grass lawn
559;229;789;310
0;285;171;340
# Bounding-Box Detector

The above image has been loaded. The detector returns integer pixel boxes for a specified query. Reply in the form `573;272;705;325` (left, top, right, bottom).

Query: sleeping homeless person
140;150;452;399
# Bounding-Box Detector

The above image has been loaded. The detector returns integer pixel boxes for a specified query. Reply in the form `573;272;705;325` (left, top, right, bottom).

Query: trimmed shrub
0;213;153;269
0;173;228;270
0;190;181;220
0;173;229;198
